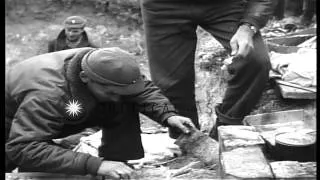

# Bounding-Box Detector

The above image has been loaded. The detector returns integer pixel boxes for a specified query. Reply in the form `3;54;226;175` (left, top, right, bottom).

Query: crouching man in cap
48;16;100;53
5;47;195;179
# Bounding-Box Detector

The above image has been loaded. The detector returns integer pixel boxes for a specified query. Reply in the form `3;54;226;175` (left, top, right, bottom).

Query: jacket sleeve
240;0;273;29
5;91;102;175
128;76;178;126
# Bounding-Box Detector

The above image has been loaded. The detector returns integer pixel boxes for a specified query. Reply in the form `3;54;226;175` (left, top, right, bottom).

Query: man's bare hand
97;160;134;179
230;24;255;58
166;116;195;134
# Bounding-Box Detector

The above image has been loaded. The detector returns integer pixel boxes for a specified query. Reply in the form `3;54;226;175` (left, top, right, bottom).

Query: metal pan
273;130;316;162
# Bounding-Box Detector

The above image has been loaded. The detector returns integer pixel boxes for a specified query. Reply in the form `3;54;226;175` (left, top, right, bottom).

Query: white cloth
270;48;317;87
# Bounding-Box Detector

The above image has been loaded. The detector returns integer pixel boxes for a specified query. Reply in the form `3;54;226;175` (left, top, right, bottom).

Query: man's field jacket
5;48;177;175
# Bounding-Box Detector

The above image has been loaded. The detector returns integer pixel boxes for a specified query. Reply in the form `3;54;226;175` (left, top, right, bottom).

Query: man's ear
79;71;89;83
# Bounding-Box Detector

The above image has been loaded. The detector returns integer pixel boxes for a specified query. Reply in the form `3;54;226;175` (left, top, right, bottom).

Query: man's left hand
166;116;195;134
230;24;255;58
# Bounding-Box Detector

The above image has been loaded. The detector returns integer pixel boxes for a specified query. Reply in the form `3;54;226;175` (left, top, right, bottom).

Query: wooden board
220;146;274;179
5;173;101;180
218;125;265;152
276;81;316;99
243;109;304;126
270;161;316;179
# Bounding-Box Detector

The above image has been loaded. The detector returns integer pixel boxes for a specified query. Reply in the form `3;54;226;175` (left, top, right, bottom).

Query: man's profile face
65;27;84;41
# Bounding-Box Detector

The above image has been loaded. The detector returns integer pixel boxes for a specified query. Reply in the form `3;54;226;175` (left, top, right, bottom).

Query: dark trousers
141;0;271;134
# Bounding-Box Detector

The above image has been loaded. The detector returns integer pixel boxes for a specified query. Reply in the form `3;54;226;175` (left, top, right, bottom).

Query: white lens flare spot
65;100;82;117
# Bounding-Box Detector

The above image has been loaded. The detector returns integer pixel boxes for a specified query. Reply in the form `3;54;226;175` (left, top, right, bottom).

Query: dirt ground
5;0;316;179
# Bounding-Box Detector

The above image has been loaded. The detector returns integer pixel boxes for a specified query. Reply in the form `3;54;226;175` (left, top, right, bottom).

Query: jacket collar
57;29;91;48
64;48;97;117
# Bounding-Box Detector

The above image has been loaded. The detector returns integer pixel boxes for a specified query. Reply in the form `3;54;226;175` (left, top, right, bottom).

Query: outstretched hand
166;115;195;134
230;24;255;58
97;160;134;179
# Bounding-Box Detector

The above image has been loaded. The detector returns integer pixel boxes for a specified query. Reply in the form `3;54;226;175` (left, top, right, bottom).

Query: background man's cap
64;16;87;29
81;47;145;95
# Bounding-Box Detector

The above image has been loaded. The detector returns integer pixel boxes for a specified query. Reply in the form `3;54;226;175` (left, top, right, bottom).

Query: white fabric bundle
270;48;316;87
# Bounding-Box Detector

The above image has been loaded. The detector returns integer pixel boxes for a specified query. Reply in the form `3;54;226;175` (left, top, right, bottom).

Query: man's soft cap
81;47;145;95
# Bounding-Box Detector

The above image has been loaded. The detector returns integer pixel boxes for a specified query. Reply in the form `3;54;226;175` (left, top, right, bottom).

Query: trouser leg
99;113;144;161
273;0;285;20
141;0;270;138
198;1;270;131
165;71;200;138
301;0;315;25
141;0;200;138
285;0;304;16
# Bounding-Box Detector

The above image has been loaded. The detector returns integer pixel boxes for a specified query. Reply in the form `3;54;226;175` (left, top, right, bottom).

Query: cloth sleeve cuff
160;112;178;126
240;18;260;30
86;156;103;175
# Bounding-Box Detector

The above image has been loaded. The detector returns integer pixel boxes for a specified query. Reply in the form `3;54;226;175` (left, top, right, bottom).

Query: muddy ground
5;0;316;179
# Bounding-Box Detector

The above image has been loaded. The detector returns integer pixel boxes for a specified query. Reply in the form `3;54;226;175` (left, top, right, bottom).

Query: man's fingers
183;121;195;130
183;121;193;128
108;171;120;179
116;171;131;179
237;43;246;57
177;122;191;134
237;41;253;58
123;163;134;171
230;40;238;56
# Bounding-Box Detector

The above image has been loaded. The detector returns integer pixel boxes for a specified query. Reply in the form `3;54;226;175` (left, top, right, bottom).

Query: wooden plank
270;161;316;179
277;82;316;99
276;80;316;93
267;42;300;54
218;125;265;152
220;146;274;179
243;109;304;126
288;27;317;36
267;34;314;46
5;173;101;180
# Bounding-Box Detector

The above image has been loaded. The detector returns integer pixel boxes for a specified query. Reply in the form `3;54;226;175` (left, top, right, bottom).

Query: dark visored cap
64;16;87;29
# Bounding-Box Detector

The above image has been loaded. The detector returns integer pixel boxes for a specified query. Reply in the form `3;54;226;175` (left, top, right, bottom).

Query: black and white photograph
5;0;316;179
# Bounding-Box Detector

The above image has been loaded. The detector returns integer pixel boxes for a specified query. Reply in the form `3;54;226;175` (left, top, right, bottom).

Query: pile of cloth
269;47;316;88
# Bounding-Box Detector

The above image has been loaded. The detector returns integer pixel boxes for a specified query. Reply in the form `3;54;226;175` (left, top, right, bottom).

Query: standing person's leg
196;1;271;138
301;0;316;26
285;0;304;17
140;0;200;138
273;0;285;20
